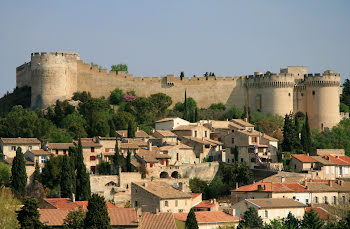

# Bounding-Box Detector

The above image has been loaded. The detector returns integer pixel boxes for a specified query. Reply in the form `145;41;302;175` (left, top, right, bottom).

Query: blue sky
0;0;349;96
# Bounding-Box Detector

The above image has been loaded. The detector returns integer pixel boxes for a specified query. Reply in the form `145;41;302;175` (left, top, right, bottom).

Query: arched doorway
160;171;169;178
171;171;179;178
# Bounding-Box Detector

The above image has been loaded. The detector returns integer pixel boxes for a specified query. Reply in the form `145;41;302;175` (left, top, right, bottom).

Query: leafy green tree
180;71;185;80
75;140;91;201
340;102;350;113
49;128;73;143
221;162;252;187
114;111;135;130
72;91;92;103
113;140;121;174
0;86;31;116
61;113;88;139
301;209;323;229
17;197;44;229
185;208;199;229
0;187;21;228
174;102;184;112
237;207;263;229
127;120;136;138
61;155;74;198
126;149;132;172
109;88;125;105
250;112;284;142
41;155;63;191
283;212;300;229
64;207;86;229
111;64;128;74
149;93;172;119
223;105;243;120
0;162;11;187
301;113;312;153
341;79;350;107
11;147;27;196
189;178;208;194
209;103;226;110
282;113;300;152
84;194;111;229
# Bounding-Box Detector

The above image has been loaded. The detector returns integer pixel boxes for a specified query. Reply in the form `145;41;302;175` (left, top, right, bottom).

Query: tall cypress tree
126;149;132;172
185;208;199;229
75;139;91;201
301;113;312;154
282;113;300;152
194;107;198;122
127;120;135;138
84;194;111;229
113;139;121;174
11;147;27;196
32;161;41;184
301;209;323;229
60;154;73;198
183;89;188;121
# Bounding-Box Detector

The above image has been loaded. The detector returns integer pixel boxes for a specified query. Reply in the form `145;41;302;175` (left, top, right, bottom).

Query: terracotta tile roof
135;130;150;138
246;198;306;208
39;209;69;226
75;201;118;209
311;156;337;165
120;143;140;149
173;125;198;131
42;198;117;210
39;208;136;227
236;129;261;136
136;148;170;163
156;117;178;123
174;211;240;223
228;122;245;130
159;143;192;151
232;182;307;192
142;212;176;229
316;149;345;155
124;139;149;147
47;143;74;150
262;134;278;142
326;154;350;166
133;182;192;199
231;119;255;127
194;201;217;208
305;207;334;220
108;208;138;226
153;130;178;137
262;173;306;183
29;149;51;156
73;141;102;148
1;138;41;144
191;193;202;199
4;157;34;166
291;154;317;163
183;136;222;146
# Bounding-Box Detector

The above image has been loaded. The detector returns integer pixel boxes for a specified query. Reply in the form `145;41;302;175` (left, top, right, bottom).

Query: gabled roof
305;207;334;220
183;136;223;146
232;182;307;193
136;148;171;163
73;141;102;148
4;157;34;166
1;138;40;145
262;134;278;142
316;149;345;155
42;198;117;210
246;198;306;208
153;130;177;138
47;143;74;150
28;149;51;156
133;182;192;199
326;154;350;166
311;156;337;165
142;212;176;229
194;201;217;208
155;117;179;123
231;119;255;127
174;211;240;223
291;154;317;163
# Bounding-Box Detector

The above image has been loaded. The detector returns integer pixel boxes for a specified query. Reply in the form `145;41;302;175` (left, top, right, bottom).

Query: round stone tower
30;52;80;108
245;73;295;116
305;70;341;130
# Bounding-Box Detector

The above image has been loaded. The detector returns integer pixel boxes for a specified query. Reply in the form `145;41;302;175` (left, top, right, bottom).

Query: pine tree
84;194;111;229
75;139;90;201
180;71;184;80
183;89;188;121
11;147;27;196
127;120;135;138
301;113;312;154
185;208;199;229
60;154;73;198
283;212;300;229
301;209;323;229
113;139;121;175
32;161;41;184
237;207;263;229
17;196;43;228
126;149;132;172
282;113;300;152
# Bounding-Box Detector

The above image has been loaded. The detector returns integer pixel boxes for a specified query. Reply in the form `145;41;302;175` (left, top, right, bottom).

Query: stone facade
17;52;342;130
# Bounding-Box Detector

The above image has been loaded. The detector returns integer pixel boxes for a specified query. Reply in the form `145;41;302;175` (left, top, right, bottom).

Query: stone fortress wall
16;52;342;130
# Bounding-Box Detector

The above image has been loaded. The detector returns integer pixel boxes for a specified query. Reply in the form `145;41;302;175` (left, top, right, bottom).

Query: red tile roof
194;201;217;208
39;209;69;226
1;138;41;144
305;207;333;220
326;154;350;166
191;193;202;199
142;212;176;229
174;211;240;223
42;198;117;210
291;154;317;163
232;182;307;192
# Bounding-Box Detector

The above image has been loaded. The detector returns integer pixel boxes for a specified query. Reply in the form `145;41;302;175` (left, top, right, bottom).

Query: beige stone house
73;140;102;173
172;124;210;139
152;130;178;145
4;157;35;183
174;211;240;229
24;149;51;167
155;117;190;131
290;154;317;172
0;138;41;159
131;181;192;213
181;136;223;163
116;127;150;140
46;143;74;156
159;143;196;165
232;198;306;223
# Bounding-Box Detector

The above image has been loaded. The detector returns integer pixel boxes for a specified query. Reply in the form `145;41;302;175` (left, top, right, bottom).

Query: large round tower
305;71;341;130
245;73;295;116
30;52;79;108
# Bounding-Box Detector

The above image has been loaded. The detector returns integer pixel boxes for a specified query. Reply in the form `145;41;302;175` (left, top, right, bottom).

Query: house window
28;146;32;150
175;200;178;207
63;150;67;155
135;201;138;207
90;166;96;173
11;146;16;151
194;131;197;138
251;137;257;143
241;158;243;162
258;148;264;153
150;163;153;168
204;131;208;138
306;199;309;204
90;156;96;161
343;196;346;204
231;138;235;144
312;91;315;95
251;158;256;162
333;196;337;204
264;210;268;218
56;150;59;155
40;156;47;164
165;201;168;207
324;196;328;204
91;147;95;152
314;196;318;203
162;160;165;165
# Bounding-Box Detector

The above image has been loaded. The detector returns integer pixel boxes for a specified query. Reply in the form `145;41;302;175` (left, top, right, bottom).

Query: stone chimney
137;207;142;228
72;193;75;203
236;182;239;189
155;208;160;215
148;141;152;151
281;176;285;183
328;180;332;187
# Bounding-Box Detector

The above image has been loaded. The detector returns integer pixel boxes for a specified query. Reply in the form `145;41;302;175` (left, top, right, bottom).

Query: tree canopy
111;64;128;74
11;147;27;196
84;194;111;229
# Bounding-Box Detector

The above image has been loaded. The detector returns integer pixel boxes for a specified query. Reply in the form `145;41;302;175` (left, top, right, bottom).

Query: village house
155;117;190;131
73;140;103;174
131;181;192;213
232;198;306;223
116;127;150;140
193;199;219;212
0;137;41;159
172;124;210;139
174;211;240;229
152;130;178;145
24;149;51;168
159;142;196;165
46;142;74;156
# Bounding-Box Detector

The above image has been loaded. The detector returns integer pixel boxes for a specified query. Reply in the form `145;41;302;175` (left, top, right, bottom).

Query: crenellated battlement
304;72;341;87
244;73;295;88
